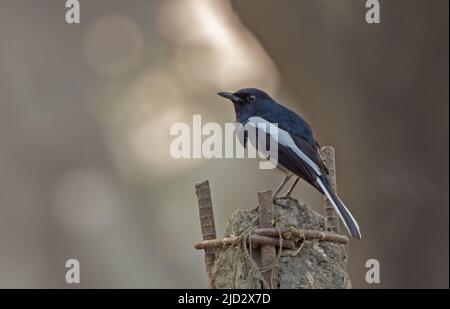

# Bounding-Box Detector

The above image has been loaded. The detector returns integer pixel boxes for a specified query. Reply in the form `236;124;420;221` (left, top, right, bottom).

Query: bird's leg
284;177;300;197
273;175;292;198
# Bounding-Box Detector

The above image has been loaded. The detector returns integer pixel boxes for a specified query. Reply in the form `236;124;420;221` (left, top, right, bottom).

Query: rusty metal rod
258;190;278;289
195;180;217;289
320;146;340;233
253;227;349;244
194;234;296;250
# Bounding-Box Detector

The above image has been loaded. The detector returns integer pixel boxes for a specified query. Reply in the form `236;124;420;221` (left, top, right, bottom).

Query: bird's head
217;88;271;106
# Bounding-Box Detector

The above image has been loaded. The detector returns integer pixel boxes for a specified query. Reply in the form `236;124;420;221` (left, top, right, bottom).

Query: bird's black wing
244;116;328;181
276;143;320;187
289;134;328;175
272;134;325;192
257;104;328;175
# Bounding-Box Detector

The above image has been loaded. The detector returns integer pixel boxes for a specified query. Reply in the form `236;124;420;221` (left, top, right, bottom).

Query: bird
218;88;362;239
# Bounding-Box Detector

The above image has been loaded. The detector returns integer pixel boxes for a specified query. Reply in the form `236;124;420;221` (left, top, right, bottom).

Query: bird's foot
282;177;300;198
272;175;292;199
282;191;293;198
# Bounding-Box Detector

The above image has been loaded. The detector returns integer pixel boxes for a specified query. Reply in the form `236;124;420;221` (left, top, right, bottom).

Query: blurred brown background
0;0;448;288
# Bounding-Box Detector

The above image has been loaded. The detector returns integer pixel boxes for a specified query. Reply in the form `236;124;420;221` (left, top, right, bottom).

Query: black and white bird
218;88;361;239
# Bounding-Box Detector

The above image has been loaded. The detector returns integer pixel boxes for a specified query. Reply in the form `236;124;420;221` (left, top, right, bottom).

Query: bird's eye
247;95;256;102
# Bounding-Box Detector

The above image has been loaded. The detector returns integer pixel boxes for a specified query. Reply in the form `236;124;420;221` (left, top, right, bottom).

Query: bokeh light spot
84;15;144;78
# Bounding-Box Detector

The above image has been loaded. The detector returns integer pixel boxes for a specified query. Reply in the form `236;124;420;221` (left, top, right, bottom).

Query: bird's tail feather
316;175;362;239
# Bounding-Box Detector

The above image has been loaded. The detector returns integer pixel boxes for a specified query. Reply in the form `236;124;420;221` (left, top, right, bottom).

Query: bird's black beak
217;92;242;103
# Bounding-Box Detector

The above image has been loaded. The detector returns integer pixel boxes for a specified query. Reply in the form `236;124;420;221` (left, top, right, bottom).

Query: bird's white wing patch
247;116;322;175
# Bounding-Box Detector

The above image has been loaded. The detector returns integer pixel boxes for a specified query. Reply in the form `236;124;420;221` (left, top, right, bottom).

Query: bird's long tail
316;175;362;239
